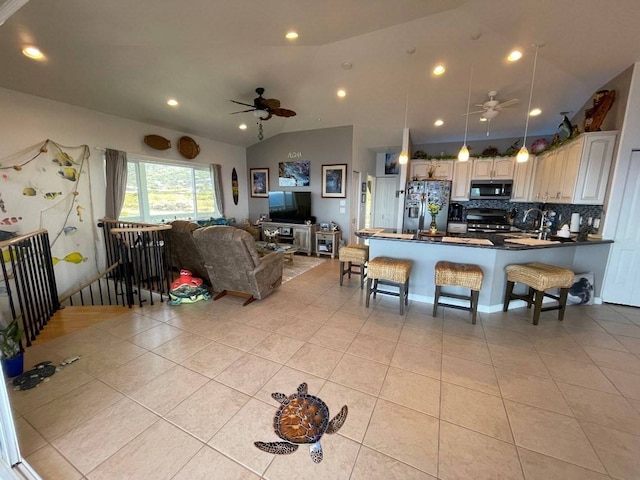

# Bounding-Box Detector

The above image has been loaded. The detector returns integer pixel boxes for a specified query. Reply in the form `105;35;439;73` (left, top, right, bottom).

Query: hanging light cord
462;67;473;145
522;45;539;144
403;73;410;130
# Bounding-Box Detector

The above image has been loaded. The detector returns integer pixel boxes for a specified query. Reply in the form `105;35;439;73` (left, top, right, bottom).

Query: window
120;159;217;222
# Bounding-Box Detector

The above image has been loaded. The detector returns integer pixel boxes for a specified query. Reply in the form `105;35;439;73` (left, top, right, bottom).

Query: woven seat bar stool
366;256;412;315
339;244;369;289
503;262;574;325
433;261;484;324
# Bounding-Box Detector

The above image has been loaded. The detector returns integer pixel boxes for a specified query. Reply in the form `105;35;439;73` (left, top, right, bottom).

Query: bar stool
503;262;574;325
433;261;484;324
339;244;369;289
366;257;412;315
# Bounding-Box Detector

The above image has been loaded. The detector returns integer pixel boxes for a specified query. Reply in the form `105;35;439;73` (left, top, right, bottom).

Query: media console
260;221;319;256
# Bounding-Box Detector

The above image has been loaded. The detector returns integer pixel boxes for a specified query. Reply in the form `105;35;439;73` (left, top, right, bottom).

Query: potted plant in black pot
0;316;24;378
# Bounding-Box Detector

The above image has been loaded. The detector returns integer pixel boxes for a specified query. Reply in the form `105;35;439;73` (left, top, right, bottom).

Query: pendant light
458;66;473;162
517;44;540;163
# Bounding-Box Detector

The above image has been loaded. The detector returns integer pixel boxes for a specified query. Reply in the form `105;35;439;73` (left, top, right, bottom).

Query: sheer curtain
210;164;224;216
104;148;128;219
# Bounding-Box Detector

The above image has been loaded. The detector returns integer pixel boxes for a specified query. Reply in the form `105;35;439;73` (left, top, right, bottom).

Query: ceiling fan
464;90;519;120
230;87;296;121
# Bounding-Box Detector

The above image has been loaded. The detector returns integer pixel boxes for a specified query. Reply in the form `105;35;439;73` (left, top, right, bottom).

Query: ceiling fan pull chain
258;121;264;141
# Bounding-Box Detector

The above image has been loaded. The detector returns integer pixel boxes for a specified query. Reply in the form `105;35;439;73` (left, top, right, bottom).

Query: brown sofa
192;226;283;305
165;220;210;285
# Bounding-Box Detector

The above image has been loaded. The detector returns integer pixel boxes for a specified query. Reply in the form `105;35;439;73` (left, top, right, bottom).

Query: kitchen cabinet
410;160;454;180
529;131;616;204
511;155;536;202
451;159;473;200
471;157;514;180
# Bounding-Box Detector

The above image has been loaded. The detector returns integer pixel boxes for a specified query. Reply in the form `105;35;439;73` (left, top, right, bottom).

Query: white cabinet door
434;161;454;180
410;160;453;180
452;160;472;200
573;132;617;204
511;156;535;202
532;152;552;202
557;139;582;203
471;158;494;180
493;157;515;179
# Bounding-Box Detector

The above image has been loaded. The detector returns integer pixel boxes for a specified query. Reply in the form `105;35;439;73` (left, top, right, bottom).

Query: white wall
0;87;246;293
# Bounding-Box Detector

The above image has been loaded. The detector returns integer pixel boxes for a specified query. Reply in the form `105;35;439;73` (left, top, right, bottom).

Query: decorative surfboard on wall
232;168;239;205
143;135;171;150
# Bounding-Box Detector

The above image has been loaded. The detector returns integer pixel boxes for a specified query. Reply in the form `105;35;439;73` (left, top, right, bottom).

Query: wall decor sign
250;168;269;197
278;160;310;186
321;164;347;198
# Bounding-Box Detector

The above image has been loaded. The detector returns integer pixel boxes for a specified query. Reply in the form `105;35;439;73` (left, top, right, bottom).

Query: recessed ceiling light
166;99;179;107
507;49;523;62
529;108;542;116
479;117;487;122
285;31;298;40
239;123;247;130
433;64;446;76
22;46;44;60
337;89;347;98
434;119;444;127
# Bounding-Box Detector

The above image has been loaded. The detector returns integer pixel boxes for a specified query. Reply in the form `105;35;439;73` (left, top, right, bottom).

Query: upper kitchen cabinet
530;131;617;204
511;156;536;202
410;160;454;180
471;157;514;180
451;159;473;201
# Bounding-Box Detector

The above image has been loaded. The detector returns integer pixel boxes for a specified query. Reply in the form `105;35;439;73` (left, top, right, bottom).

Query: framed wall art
278;160;310;186
321;164;347;198
250;168;269;197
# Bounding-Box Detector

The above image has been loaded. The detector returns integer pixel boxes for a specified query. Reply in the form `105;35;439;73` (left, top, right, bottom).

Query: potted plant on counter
0;315;24;378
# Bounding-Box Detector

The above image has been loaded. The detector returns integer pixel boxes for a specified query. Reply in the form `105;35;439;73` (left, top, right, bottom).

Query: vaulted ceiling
1;0;639;148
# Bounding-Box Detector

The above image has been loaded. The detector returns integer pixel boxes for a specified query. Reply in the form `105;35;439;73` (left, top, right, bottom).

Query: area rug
282;255;326;283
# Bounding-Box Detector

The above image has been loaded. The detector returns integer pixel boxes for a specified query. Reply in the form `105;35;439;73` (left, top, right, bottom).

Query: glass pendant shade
398;151;409;165
516;146;529;163
458;145;469;162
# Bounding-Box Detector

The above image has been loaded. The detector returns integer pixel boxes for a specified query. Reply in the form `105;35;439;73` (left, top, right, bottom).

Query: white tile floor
10;258;640;479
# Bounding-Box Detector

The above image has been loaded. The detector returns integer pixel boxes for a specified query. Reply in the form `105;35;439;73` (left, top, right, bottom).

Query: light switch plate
340;207;346;214
339;200;346;206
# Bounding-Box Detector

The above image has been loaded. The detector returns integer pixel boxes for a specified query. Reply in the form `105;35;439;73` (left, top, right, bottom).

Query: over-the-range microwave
469;180;513;200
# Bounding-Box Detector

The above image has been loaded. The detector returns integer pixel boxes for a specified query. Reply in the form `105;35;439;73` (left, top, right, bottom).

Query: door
602;150;640;306
372;177;398;228
350;170;361;244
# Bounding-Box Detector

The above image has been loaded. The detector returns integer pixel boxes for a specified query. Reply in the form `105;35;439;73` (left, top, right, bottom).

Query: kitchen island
357;230;613;313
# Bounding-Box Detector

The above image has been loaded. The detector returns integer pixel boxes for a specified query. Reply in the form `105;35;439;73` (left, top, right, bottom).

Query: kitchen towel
570;213;581;233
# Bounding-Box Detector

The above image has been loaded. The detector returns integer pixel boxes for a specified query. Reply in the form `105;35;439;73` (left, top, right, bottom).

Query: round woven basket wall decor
178;136;201;159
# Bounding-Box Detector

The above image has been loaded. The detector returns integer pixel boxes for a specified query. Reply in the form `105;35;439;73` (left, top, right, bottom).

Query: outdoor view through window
120;160;217;222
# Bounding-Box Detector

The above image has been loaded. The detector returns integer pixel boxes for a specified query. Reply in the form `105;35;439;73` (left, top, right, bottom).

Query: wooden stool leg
365;278;373;308
503;281;515;312
360;263;367;289
347;261;352;279
373;279;379;299
339;261;345;286
405;278;410;306
433;285;441;317
399;282;406;315
558;287;569;321
471;289;479;324
532;289;544;325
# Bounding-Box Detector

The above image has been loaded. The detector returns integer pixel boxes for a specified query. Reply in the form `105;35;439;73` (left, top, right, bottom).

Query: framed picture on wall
250;168;269;197
321;164;347;198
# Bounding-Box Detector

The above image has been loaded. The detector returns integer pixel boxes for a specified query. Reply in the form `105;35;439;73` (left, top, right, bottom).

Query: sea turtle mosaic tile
254;382;348;463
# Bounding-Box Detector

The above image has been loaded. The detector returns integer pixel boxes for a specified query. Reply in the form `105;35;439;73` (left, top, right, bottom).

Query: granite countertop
356;229;612;250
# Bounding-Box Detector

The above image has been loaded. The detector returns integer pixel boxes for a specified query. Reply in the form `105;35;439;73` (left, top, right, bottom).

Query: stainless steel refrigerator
403;180;452;233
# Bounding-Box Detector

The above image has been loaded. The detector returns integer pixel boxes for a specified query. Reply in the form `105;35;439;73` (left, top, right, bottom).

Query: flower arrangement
426;161;439;178
427;203;440;214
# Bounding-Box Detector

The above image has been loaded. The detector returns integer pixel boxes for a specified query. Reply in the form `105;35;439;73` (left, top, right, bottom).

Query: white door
350;170;360;244
602;150;640;306
372;177;398;228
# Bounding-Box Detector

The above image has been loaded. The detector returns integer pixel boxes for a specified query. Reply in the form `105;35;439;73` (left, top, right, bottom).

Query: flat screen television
268;191;312;224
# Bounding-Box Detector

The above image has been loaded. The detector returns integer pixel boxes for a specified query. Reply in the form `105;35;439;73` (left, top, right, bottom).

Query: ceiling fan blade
263;98;281;109
462;109;486;116
497;98;519;109
272;108;296;118
230;100;255;108
230;109;257;114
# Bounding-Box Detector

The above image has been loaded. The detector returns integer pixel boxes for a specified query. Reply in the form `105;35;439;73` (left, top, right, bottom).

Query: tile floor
9;258;640;479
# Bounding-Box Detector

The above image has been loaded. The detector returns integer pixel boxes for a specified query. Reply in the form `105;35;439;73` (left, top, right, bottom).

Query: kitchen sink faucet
523;208;549;240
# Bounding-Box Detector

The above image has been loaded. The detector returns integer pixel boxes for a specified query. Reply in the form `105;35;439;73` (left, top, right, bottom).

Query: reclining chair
166;220;210;285
192;226;284;305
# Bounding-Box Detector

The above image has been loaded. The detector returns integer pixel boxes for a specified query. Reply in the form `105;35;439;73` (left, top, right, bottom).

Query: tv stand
261;221;319;256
